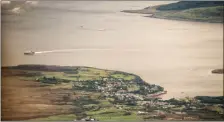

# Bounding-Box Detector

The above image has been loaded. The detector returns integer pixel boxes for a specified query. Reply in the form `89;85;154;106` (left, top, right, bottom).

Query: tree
123;111;132;116
52;76;56;80
43;76;46;80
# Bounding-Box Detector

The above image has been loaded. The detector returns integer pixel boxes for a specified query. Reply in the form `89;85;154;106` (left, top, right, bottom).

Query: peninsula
2;65;223;121
122;1;224;23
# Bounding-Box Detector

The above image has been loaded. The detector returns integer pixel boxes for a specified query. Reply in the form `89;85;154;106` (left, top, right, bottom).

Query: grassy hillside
1;65;163;121
2;65;224;121
3;64;144;82
156;1;223;11
153;6;223;23
122;1;224;23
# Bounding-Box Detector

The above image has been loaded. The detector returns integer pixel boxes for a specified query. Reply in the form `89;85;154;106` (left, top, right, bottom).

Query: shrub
123;111;132;116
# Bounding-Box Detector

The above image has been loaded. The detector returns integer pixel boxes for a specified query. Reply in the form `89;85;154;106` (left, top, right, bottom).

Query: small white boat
24;51;35;55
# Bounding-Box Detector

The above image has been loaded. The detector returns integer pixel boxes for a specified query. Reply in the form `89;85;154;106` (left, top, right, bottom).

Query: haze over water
2;1;223;99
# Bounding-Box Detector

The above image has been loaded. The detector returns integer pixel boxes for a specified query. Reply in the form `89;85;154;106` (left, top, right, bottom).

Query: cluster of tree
132;84;164;95
195;96;224;104
10;65;79;72
134;75;144;83
4;70;43;77
144;104;157;112
211;69;223;74
40;76;70;84
71;107;87;120
164;98;187;105
73;96;100;106
75;112;87;120
123;111;132;116
143;114;166;120
112;96;137;106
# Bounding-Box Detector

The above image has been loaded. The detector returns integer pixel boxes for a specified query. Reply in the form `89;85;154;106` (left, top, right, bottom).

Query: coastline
121;2;224;23
145;15;224;23
122;10;223;23
2;65;224;121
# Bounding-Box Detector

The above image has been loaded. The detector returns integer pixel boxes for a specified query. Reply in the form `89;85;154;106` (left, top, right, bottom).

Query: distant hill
2;64;145;83
122;1;224;23
1;1;38;15
2;65;223;121
156;1;224;11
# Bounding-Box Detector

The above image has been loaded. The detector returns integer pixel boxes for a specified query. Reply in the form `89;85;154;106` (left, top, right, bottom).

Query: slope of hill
122;1;224;23
156;1;223;11
1;65;164;121
2;65;223;121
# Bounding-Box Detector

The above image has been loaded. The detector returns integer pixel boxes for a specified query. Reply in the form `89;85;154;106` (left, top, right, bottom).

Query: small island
2;65;224;121
122;1;224;23
212;69;224;74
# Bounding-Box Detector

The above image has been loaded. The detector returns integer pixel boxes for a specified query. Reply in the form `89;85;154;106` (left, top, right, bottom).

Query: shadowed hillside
157;1;224;11
122;1;224;23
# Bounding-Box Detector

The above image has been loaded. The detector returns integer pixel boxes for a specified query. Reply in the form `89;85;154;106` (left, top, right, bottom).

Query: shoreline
122;10;223;23
2;65;224;121
2;64;222;100
145;15;224;24
121;2;224;23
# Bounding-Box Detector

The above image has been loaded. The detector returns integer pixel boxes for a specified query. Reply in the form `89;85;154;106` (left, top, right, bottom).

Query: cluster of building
71;76;167;103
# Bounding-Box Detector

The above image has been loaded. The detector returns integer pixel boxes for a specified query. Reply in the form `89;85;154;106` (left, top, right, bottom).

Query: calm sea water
2;1;223;99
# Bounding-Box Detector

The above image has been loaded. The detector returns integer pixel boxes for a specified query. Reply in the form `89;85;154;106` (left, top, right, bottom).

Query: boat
24;51;35;55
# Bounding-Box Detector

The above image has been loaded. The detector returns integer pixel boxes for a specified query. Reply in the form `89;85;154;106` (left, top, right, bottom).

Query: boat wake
34;48;113;54
78;26;111;31
30;48;143;55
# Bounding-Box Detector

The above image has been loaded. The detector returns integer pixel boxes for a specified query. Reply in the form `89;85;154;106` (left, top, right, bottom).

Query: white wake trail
34;48;112;54
33;48;142;54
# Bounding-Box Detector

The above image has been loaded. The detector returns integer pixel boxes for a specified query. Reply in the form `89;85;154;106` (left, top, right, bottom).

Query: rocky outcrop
211;69;223;74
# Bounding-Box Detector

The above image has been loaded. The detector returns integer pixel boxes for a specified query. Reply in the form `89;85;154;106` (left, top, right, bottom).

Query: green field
31;114;77;121
122;1;224;23
3;65;223;121
153;6;223;23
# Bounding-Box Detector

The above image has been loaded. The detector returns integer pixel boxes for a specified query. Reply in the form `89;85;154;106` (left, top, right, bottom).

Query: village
3;65;223;121
37;73;224;121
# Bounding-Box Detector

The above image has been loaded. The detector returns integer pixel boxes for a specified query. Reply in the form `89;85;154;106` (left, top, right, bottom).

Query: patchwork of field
1;65;146;121
1;65;223;121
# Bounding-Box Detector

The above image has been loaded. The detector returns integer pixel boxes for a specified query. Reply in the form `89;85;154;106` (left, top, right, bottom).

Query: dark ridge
157;1;224;11
195;96;224;104
2;64;145;84
2;65;112;72
211;69;223;74
2;64;79;72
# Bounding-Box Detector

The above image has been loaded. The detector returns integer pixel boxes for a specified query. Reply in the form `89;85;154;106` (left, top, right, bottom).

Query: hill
1;65;164;121
122;1;224;23
2;65;224;121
